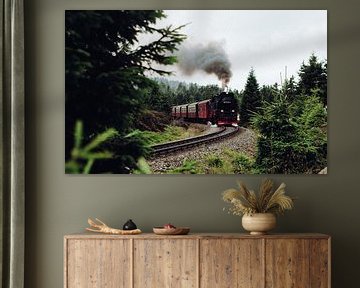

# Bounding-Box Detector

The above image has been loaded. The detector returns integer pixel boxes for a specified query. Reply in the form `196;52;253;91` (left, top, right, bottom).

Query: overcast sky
152;10;327;91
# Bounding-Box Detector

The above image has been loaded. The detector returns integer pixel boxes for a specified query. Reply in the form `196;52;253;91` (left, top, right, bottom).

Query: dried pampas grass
222;179;294;216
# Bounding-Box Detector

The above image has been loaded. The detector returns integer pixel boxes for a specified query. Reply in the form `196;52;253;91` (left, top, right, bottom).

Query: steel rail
150;126;239;156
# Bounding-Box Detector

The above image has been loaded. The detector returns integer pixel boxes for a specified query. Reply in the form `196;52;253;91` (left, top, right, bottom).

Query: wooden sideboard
64;233;330;288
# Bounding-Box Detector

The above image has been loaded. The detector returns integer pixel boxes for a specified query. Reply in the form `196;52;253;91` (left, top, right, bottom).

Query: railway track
150;126;239;156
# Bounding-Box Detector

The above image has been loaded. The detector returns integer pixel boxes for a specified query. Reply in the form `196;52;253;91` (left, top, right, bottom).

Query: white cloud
156;10;327;90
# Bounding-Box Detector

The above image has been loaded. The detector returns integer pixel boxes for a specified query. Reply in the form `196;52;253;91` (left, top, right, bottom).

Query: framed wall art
65;10;327;175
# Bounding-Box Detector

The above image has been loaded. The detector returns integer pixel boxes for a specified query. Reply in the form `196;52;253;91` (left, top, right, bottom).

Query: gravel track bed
148;127;257;173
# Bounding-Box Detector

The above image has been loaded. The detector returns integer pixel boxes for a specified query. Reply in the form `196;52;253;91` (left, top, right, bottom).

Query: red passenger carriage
171;92;238;126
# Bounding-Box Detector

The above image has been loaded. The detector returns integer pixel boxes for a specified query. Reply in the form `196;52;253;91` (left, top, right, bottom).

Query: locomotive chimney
221;80;229;93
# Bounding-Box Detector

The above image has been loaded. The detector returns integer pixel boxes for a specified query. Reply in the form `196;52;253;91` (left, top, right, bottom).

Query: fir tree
252;91;327;174
298;54;327;105
240;68;261;126
260;85;278;104
282;76;297;101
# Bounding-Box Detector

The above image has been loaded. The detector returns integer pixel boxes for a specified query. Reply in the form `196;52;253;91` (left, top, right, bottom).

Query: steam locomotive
171;92;239;126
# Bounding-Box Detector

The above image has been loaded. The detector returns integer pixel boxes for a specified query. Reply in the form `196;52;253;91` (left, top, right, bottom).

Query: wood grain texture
64;234;330;288
66;239;131;288
133;239;197;288
265;239;310;288
310;239;330;288
200;239;264;288
65;233;330;240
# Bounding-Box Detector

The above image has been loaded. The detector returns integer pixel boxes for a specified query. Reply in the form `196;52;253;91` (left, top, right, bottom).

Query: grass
201;149;258;174
167;148;259;174
141;125;206;146
170;159;199;174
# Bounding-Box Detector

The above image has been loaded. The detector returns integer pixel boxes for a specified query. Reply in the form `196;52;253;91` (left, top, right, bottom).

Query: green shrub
202;149;257;174
205;161;234;174
207;155;224;168
170;159;199;174
252;92;327;174
232;153;255;174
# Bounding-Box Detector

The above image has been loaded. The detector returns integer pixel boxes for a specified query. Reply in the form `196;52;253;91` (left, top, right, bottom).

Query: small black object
123;219;137;230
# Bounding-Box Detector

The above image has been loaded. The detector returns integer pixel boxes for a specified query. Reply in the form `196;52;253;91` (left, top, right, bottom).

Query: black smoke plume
177;41;232;86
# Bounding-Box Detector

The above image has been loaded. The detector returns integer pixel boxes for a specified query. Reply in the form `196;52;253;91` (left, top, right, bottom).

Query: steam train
171;92;239;126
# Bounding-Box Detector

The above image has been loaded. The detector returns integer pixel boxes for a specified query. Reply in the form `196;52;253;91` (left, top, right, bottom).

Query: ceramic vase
242;213;276;235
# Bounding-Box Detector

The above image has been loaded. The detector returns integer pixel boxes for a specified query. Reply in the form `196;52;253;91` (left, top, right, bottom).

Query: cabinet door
266;239;309;288
133;239;198;288
200;239;264;288
66;239;131;288
309;239;330;288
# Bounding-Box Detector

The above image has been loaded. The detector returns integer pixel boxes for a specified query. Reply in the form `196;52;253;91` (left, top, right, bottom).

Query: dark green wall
25;0;360;287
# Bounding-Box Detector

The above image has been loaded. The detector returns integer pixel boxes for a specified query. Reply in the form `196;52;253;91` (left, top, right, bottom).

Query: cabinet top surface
64;232;330;240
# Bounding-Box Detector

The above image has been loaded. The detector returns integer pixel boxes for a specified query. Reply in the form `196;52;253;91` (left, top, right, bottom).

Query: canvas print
65;10;327;174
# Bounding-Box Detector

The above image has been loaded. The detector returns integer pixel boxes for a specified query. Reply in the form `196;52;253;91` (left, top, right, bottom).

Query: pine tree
174;83;189;105
298;54;327;105
198;85;222;102
240;68;261;126
252;94;296;173
252;91;327;174
260;85;278;104
282;76;297;101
